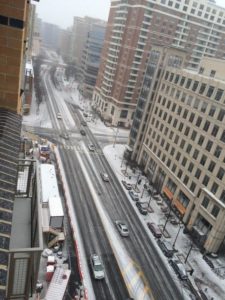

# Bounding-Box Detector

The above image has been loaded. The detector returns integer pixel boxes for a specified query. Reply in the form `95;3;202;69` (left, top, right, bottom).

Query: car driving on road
100;172;109;182
90;254;105;280
88;144;95;151
80;129;86;136
59;133;69;140
115;220;129;237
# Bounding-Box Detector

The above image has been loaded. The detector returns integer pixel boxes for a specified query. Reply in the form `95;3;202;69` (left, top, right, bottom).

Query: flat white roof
39;164;59;203
44;267;71;300
49;197;64;217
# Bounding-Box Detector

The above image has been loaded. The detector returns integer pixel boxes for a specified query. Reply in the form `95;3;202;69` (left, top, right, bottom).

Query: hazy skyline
36;0;111;29
36;0;225;29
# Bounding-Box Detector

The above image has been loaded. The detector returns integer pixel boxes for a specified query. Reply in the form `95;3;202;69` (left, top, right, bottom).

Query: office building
80;22;106;99
132;45;225;253
93;0;225;127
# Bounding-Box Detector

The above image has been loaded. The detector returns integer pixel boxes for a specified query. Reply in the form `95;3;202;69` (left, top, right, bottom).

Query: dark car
59;133;69;140
128;190;139;201
81;120;87;126
121;180;132;190
147;222;162;238
80;129;86;136
157;239;174;258
169;258;188;280
136;202;148;215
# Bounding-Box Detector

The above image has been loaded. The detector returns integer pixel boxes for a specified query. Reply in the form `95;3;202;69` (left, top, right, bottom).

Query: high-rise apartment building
0;1;42;298
80;22;106;99
93;0;225;128
132;45;225;253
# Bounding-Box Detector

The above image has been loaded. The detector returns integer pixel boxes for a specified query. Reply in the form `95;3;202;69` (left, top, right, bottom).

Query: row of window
0;15;24;29
202;196;220;219
164;71;225;103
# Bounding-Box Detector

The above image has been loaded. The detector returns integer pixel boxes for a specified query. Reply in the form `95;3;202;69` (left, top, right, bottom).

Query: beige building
133;47;225;253
93;0;225;128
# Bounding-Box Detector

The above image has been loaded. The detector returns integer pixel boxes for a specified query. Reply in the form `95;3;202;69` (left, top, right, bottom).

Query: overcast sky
35;0;225;29
36;0;111;29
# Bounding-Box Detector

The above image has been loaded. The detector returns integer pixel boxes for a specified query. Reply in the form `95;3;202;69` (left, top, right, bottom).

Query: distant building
93;0;225;128
59;28;73;63
41;22;61;50
32;15;42;57
131;45;225;253
71;16;105;78
80;22;106;99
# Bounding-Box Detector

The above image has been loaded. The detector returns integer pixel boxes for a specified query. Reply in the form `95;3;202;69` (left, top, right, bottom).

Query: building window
185;78;192;89
221;130;225;143
192;81;199;91
203;120;210;132
202;175;209;186
198;135;204;146
196;116;202;127
186;144;192;154
120;110;128;118
210;70;216;78
220;190;225;203
191;130;197;141
218;109;225;122
201;102;208;113
200;154;207;166
202;197;210;209
208;161;215;172
214;145;222;158
211;205;220;218
215;89;224;101
217;167;225;181
211;182;218;194
190;181;196;192
211;125;219;137
183;175;189;185
180;76;185;86
188;162;194;172
189;112;195;122
206;140;213;152
206;86;214;97
209;105;216;117
195;168;201;179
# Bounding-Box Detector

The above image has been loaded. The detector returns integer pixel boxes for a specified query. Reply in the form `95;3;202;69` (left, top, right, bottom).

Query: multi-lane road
27;64;187;300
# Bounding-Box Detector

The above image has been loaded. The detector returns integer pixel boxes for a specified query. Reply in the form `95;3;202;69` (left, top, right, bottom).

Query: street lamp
162;198;173;233
148;186;153;208
185;242;194;263
173;222;183;249
113;124;119;148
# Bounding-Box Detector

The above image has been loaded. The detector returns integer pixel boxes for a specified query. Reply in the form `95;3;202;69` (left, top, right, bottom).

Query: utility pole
185;243;193;263
113;124;119;148
162;199;173;233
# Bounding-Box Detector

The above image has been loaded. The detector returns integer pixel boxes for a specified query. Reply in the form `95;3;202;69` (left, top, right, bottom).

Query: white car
100;172;109;182
57;113;62;119
90;254;105;280
88;144;95;152
115;220;129;237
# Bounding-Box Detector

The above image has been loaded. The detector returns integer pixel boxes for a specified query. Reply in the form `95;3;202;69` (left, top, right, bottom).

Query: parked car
121;180;132;190
88;144;95;151
80;129;86;136
147;222;162;238
157;239;174;258
100;172;109;182
169;258;188;280
115;220;129;237
90;254;105;280
83;112;88;117
128;190;139;201
136;202;148;215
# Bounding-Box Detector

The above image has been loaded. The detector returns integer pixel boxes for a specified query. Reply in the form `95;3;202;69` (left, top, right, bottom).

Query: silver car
115;220;129;237
90;254;105;280
100;172;109;182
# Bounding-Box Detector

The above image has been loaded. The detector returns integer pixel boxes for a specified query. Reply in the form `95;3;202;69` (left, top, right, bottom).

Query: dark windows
186;144;192;154
193;149;199;160
196;116;202;127
198;135;204;146
208;161;215;172
185;78;192;89
200;154;207;166
120;110;128;118
192;81;199;91
191;130;197;141
218;109;225;122
202;197;209;209
202;175;209;186
9;18;24;29
0;15;8;25
211;205;220;218
215;89;224;101
214;145;222;158
189;112;195;122
206;140;213;152
169;73;174;82
188;162;194;172
209;105;216;117
193;98;200;109
183;109;188;119
180;76;185;86
199;83;206;94
221;130;225;143
211;182;218;194
217;167;225;181
195;168;201;179
206;86;214;97
203;120;210;132
211;125;219;137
